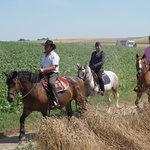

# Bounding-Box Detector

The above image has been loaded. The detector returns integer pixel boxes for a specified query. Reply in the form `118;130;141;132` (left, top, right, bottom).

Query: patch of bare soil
0;132;36;150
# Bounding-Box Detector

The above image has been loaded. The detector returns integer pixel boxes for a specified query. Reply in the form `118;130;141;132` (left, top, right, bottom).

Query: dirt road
0;132;36;150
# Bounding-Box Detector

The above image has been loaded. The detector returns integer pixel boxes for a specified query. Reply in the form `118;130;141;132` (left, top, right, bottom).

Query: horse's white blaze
139;60;142;69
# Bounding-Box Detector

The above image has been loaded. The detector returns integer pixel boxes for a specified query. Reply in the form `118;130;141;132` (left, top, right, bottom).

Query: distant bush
18;38;30;42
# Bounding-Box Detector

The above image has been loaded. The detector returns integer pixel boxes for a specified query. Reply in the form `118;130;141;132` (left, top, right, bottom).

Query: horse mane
18;71;41;83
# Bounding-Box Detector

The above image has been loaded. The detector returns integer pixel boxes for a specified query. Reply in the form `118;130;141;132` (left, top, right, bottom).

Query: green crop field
0;41;144;132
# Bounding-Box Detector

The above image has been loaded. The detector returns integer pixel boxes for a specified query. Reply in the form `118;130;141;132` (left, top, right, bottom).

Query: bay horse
4;71;86;141
135;54;150;107
77;64;119;112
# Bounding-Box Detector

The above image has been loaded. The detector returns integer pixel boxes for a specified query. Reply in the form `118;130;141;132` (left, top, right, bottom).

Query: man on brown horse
89;42;105;96
39;40;60;108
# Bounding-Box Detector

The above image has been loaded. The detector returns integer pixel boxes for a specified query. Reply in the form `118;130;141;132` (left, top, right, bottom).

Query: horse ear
3;72;8;77
136;54;139;58
77;63;80;68
142;54;145;59
13;71;18;78
84;65;88;69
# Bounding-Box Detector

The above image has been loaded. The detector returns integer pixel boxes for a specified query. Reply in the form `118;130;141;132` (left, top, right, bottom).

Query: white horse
77;64;119;112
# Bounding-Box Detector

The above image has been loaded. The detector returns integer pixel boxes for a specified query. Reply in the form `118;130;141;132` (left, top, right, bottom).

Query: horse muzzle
78;75;83;79
137;69;143;77
7;92;16;103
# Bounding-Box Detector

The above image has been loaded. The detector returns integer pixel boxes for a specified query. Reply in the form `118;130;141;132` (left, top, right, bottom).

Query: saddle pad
41;76;69;93
103;74;111;85
56;77;69;92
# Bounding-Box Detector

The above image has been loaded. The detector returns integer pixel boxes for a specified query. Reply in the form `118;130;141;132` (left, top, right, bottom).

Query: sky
0;0;149;41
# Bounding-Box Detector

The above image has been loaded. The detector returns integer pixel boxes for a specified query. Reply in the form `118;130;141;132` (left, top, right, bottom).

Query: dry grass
35;36;149;44
35;102;150;150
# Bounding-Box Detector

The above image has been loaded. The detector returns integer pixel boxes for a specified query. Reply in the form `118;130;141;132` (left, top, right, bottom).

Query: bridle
7;77;20;98
138;59;150;75
8;91;17;98
136;60;143;77
78;68;95;85
78;67;99;92
8;76;35;99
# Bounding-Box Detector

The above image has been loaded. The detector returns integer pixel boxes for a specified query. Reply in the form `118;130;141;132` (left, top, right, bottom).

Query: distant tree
18;38;25;41
37;37;49;41
18;38;30;42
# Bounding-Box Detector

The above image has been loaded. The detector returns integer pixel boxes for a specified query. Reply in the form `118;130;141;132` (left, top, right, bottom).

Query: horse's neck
20;81;34;93
86;72;98;90
139;70;150;83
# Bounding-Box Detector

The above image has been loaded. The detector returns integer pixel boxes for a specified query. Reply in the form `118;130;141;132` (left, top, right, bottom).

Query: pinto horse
4;71;86;141
135;54;150;107
77;64;119;112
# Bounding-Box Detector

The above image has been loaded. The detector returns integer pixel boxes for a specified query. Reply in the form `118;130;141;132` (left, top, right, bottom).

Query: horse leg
41;110;50;118
104;92;111;113
135;93;142;107
19;107;32;141
112;89;119;108
75;86;87;113
65;101;73;118
147;93;150;103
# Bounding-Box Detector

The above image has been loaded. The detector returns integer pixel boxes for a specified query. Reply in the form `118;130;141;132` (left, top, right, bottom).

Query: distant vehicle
116;39;136;47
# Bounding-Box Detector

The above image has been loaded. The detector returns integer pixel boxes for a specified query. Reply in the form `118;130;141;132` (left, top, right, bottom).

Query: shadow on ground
0;132;36;143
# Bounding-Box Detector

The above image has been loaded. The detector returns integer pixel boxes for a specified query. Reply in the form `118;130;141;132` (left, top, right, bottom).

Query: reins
21;86;35;99
142;61;150;74
82;69;98;91
84;71;93;84
17;77;35;99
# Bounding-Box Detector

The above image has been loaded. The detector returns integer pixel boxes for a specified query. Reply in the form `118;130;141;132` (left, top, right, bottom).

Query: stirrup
100;91;104;96
53;101;60;108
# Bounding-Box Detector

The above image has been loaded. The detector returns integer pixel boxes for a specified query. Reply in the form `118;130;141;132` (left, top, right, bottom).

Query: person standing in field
39;40;60;108
89;42;105;96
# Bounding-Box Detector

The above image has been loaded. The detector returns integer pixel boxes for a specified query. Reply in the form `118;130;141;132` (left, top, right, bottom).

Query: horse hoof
133;89;138;92
19;135;26;141
116;105;120;108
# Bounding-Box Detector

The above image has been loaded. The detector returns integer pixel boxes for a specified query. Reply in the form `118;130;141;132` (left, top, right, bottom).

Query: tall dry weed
35;102;150;150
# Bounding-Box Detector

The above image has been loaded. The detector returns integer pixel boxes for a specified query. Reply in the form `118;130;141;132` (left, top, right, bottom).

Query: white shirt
41;50;59;73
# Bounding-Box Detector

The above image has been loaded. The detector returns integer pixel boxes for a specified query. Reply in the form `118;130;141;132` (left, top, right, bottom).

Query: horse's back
65;75;85;88
104;71;119;85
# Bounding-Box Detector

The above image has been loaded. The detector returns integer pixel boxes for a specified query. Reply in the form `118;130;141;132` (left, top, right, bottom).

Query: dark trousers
98;70;105;92
47;73;59;104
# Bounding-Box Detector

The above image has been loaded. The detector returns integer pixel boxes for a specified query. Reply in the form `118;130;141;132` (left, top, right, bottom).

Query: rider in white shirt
39;40;60;108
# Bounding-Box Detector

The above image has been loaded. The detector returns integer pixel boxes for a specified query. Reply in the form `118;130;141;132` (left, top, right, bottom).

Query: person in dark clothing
89;42;105;96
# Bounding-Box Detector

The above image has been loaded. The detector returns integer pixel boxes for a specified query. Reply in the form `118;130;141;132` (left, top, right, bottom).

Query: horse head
136;54;147;77
77;64;91;80
4;71;21;102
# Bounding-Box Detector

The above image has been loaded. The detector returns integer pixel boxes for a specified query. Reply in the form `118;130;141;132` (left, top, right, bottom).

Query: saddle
102;73;111;85
41;76;69;93
92;71;111;85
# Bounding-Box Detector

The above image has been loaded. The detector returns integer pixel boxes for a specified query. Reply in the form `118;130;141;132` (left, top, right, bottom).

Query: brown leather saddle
41;76;69;93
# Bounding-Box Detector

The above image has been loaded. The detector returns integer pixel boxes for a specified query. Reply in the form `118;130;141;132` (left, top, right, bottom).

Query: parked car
126;40;136;47
116;39;136;47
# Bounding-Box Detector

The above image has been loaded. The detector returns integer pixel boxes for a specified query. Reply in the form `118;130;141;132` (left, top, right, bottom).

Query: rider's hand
39;68;44;73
